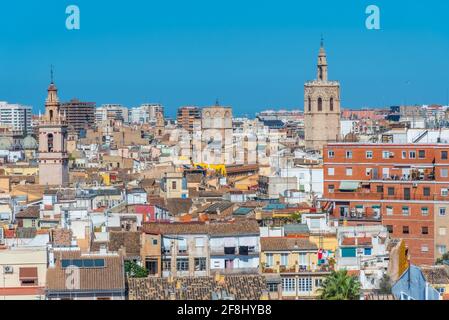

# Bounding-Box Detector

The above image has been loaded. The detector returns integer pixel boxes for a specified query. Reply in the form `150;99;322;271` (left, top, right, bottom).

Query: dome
0;136;13;150
23;135;38;150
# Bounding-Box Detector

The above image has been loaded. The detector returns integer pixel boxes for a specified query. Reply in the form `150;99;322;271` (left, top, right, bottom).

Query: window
162;259;171;271
298;253;307;267
438;245;447;255
152;239;158;245
364;248;372;256
280;254;288;266
328;168;335;176
346;167;353;176
376;186;384;193
195;237;205;247
423;187;431;197
422;226;429;235
268;283;278;292
437;287;446;295
318;98;323;111
403;226;409;234
421;245;429;253
440;208;447;216
439;227;447;236
382;151;390;159
315;279;323;288
386;206;393;216
308;97;312;112
387;187;395;196
421;207;429;216
282;278;296;293
382;168;390;179
194;258;207;271
409;151;416;159
366;151;373;159
418;150;426;159
442;151;448;160
330;98;334;111
386;225;393;234
366;168;372;177
171;181;177;189
298;278;312;293
402;206;410;216
176;258;189;271
441;169;448;178
402;151;407;159
266;254;274;267
328;150;335;159
328;185;335;193
442;188;448;196
47;133;54;152
345;151;353;159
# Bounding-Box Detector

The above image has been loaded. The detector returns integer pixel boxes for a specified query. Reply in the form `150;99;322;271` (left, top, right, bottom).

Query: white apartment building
0;102;32;134
95;104;129;124
130;103;164;124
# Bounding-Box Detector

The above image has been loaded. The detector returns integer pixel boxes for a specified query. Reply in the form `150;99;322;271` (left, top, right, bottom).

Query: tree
125;261;149;278
318;270;361;300
378;274;392;294
436;252;449;265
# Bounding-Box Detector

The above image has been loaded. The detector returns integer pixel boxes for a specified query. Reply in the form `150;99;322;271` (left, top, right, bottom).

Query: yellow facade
309;234;338;252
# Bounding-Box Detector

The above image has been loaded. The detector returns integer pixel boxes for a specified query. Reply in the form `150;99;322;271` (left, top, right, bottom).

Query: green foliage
125;260;149;278
436;252;449;265
318;270;361;300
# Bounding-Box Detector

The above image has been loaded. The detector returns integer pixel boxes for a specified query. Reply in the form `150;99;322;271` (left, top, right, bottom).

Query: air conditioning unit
3;266;13;274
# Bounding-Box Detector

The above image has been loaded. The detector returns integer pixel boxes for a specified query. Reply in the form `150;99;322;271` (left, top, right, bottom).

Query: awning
355;205;364;209
372;205;381;209
19;267;38;280
339;181;360;191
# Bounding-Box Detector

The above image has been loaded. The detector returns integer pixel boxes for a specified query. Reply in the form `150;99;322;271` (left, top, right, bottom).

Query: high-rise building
130;103;164;124
95;104;129;125
322;143;449;265
304;40;341;153
0;102;32;135
60;99;95;135
177;106;201;133
38;77;69;187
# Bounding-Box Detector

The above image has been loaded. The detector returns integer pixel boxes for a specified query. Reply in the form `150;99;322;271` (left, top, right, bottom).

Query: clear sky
0;0;448;117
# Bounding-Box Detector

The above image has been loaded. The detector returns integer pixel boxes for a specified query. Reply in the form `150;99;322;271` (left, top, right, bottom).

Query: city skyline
1;1;449;117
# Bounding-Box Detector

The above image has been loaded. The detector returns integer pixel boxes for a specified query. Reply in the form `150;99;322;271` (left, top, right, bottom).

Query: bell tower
38;69;69;186
304;39;341;153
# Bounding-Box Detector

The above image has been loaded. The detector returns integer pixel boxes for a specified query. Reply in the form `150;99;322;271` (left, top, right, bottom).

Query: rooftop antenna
50;65;54;84
320;34;324;47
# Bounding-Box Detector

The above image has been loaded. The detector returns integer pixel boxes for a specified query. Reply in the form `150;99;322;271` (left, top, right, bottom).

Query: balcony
262;265;333;274
210;246;259;256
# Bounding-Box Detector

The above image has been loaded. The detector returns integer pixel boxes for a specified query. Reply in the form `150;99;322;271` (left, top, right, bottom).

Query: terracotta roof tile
261;237;317;251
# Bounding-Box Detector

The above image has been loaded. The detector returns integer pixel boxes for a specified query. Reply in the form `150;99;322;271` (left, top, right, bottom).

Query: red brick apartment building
322;143;449;265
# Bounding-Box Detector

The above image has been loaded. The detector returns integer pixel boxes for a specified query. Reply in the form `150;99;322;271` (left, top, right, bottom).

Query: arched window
47;134;54;152
308;97;312;112
330;97;334;111
318;98;323;111
49;110;54;121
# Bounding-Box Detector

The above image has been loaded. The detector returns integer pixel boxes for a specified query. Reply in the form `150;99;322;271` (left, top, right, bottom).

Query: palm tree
318;270;361;300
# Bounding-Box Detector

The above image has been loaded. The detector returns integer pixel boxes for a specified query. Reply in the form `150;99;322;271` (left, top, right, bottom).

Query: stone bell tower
304;38;341;153
38;70;69;186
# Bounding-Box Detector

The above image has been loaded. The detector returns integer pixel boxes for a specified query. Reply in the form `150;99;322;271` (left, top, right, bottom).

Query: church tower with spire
304;39;341;153
38;69;69;186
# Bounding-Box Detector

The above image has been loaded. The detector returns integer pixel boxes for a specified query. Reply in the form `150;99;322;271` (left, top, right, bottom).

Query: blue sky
0;0;448;117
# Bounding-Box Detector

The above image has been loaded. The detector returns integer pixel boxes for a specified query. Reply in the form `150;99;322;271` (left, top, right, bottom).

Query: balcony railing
329;192;449;202
262;265;333;274
210;246;259;256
